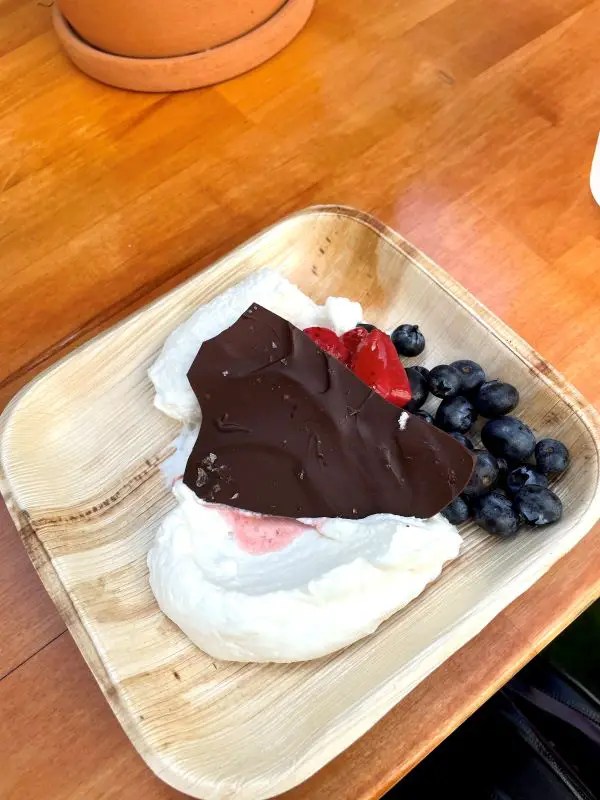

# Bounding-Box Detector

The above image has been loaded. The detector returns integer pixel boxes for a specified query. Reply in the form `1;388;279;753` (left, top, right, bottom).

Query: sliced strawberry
352;330;411;407
304;327;350;365
341;326;370;365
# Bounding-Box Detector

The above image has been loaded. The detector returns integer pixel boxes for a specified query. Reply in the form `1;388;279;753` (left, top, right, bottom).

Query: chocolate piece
184;304;474;519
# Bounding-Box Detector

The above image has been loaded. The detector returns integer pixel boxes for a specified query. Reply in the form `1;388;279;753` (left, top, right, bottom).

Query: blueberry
506;465;548;496
357;323;375;332
442;496;470;525
481;416;536;462
474;380;519;417
391;324;425;357
428;365;462;399
450;360;486;393
495;457;516;489
513;485;562;526
412;365;430;381
405;366;429;411
535;438;570;476
472;491;520;537
449;432;474;450
463;450;499;497
415;410;434;425
435;395;477;433
496;457;509;473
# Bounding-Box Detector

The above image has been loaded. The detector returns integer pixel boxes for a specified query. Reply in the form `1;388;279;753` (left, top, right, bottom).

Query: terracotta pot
53;0;314;92
58;0;287;58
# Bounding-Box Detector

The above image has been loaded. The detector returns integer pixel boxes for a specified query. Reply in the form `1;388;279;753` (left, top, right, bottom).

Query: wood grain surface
1;0;599;797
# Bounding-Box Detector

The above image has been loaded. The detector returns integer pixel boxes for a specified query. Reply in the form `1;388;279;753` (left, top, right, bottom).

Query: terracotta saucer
52;0;315;92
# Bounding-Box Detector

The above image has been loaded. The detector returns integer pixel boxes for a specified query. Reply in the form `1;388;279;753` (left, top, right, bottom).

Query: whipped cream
148;482;461;662
147;270;462;662
149;270;362;423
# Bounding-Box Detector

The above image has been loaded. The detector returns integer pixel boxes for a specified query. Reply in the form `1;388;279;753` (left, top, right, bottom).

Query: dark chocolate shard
184;304;474;519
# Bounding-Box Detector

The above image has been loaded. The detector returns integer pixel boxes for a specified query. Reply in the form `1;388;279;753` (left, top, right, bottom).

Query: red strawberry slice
341;326;370;365
304;327;351;365
352;330;411;408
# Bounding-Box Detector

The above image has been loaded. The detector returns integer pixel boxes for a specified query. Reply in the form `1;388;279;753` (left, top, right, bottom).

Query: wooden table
1;1;599;797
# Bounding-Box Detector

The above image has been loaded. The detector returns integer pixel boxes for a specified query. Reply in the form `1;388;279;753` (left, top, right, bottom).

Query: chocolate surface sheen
184;304;475;519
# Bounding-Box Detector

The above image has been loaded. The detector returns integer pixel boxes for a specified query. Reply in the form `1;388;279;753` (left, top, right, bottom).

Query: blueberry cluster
391;324;570;537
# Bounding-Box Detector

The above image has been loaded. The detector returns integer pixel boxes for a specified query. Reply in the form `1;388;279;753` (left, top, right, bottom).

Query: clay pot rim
57;0;288;59
52;0;315;67
53;0;314;91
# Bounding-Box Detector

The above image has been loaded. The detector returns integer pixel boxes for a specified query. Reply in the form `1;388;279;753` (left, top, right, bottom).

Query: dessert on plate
147;270;475;662
147;268;569;663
